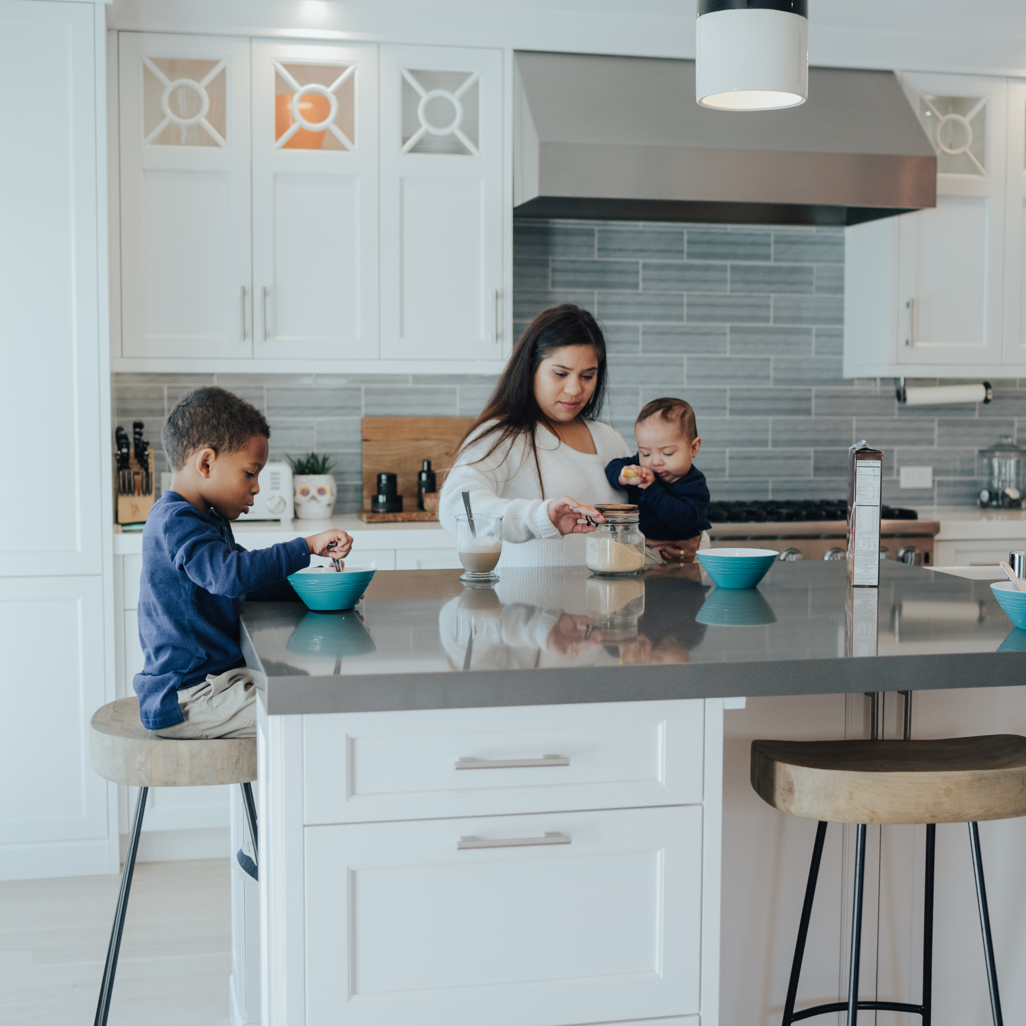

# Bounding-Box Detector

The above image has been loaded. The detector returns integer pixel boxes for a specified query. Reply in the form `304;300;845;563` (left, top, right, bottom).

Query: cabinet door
897;74;1008;366
395;546;462;569
1004;81;1026;363
119;32;252;359
251;42;379;359
379;46;504;362
0;0;104;577
305;805;703;1026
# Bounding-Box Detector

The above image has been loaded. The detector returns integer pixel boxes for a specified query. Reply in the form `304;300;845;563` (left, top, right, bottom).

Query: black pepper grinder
371;472;403;513
417;460;436;510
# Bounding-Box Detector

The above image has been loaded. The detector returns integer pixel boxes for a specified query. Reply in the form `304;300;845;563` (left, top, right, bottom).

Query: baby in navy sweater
605;397;711;564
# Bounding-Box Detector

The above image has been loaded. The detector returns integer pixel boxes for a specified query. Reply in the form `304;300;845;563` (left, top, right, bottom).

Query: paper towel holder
895;378;992;406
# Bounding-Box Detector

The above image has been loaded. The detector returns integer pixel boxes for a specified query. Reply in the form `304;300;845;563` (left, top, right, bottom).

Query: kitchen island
240;560;1026;1026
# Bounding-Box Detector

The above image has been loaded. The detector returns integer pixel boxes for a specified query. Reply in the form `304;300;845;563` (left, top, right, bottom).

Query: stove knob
267;494;287;515
779;548;803;561
897;546;921;566
823;547;845;561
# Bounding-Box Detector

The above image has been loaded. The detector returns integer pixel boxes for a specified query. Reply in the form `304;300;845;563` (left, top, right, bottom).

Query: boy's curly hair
162;386;270;471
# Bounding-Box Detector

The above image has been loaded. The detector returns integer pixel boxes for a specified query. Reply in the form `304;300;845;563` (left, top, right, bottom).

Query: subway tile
687;293;771;324
773;231;844;263
362;386;459;417
114;372;175;385
894;448;977;477
315;373;407;385
687;229;771;262
597;292;684;322
690;356;772;388
729;325;813;356
707;479;770;501
513;289;597;322
730;449;811;478
267;386;361;418
314;418;362;451
773;357;845;386
412;373;499;386
937;419;1015;448
603;324;641;354
814;264;844;294
606;355;685;386
980;390;1026;418
267;419;317;452
551;259;639;291
696;449;727;478
772;417;854;448
729;388;812;417
812;449;849;477
642;324;728;355
598;226;685;260
115;385;165;420
333;482;364;514
512;256;550;290
935;479;984;505
814;388;896;417
854;417;936;448
700;417;770;448
730;264;814;294
219;372;314;386
881;480;935;507
514;221;595;259
642;261;728;292
605;386;643;418
458;385;496;417
770;478;847;500
319;451;362;480
640;387;728;418
896;399;979;418
167;384;263;413
814;327;843;356
773;294;844;326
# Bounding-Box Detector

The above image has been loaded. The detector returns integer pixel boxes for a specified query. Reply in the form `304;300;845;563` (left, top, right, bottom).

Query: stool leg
969;822;1004;1026
241;781;258;863
781;821;828;1026
921;823;935;1026
94;786;147;1026
846;824;868;1026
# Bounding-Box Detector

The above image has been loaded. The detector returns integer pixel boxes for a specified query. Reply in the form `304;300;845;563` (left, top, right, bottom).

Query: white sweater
439;419;632;567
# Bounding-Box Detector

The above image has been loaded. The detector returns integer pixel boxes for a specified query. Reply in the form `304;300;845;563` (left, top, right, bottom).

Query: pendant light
696;1;808;112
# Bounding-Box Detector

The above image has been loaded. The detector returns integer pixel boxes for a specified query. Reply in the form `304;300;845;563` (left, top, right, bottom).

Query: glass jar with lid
585;504;646;577
978;436;1025;508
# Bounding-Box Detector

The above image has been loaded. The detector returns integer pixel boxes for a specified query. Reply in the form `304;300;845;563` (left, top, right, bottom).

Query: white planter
294;475;337;520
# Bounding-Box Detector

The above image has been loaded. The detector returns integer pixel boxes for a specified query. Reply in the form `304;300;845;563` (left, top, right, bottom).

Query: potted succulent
288;453;337;520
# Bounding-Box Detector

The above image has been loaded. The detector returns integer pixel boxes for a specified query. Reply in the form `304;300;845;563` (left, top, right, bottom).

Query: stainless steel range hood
514;52;937;226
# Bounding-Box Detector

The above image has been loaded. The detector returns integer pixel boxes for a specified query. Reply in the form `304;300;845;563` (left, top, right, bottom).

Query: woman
440;304;631;566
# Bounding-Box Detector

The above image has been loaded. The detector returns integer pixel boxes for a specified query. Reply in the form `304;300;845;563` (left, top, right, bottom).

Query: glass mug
456;514;503;584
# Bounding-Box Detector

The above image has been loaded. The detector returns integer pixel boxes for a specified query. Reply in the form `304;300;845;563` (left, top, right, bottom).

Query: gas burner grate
706;499;918;524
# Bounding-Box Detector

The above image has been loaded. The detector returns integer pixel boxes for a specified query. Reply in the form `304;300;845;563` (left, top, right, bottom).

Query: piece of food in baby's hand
621;466;639;480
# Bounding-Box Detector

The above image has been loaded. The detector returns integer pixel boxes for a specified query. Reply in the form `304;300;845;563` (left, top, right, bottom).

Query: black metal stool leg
781;821;829;1026
241;781;258;863
969;822;1004;1026
921;823;935;1026
846;824;868;1026
94;786;147;1026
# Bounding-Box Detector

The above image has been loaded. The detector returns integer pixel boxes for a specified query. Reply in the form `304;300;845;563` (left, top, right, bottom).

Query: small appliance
237;461;293;524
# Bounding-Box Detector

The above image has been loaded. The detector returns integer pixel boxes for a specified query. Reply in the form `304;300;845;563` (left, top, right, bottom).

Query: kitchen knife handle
457;832;570;851
241;285;247;341
262;286;269;342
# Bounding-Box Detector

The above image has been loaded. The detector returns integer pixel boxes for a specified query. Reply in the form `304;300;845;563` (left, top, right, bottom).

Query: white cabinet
395;546;462;569
251;41;379;360
119;32;253;359
379;45;505;362
1003;80;1026;363
305;805;703;1026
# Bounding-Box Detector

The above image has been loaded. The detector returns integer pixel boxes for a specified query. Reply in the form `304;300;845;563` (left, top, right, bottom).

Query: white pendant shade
696;6;808;112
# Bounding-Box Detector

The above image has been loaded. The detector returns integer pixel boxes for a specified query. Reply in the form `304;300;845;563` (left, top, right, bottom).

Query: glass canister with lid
585;504;646;576
978;436;1025;508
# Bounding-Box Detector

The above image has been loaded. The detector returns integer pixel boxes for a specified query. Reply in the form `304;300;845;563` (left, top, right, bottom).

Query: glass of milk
456;514;503;584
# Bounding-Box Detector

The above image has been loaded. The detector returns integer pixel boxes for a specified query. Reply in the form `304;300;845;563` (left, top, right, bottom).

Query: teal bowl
288;566;376;612
286;610;377;658
990;581;1026;630
696;586;777;627
696;548;779;590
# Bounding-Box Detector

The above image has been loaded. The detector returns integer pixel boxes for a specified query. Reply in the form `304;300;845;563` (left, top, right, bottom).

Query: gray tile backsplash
113;218;1020;512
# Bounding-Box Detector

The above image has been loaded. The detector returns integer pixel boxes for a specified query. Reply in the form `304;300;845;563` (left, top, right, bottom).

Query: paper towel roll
901;383;989;406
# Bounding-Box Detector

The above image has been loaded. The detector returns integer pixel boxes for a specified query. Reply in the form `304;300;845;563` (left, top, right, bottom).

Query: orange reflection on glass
275;92;332;149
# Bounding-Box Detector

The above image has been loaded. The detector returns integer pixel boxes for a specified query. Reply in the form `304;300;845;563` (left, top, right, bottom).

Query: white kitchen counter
914;506;1026;541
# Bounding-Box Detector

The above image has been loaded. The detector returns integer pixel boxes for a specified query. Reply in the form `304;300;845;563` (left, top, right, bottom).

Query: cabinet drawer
394;546;461;570
123;553;143;610
303;700;705;824
305;805;703;1026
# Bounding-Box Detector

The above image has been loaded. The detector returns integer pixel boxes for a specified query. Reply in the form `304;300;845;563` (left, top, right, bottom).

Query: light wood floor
0;859;231;1026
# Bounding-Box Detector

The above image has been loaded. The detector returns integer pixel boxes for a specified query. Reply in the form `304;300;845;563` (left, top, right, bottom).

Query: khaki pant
156;667;257;740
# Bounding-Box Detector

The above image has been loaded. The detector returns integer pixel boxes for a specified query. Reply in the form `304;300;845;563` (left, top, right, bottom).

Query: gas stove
707;499;918;524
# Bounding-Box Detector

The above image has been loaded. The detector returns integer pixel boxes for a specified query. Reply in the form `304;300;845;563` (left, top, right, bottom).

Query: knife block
115;448;156;525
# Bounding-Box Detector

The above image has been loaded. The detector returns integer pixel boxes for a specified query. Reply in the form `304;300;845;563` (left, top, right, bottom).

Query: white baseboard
0;837;114;881
121;826;230;863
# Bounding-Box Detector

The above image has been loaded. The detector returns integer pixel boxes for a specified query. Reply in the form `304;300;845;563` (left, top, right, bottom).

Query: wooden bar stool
751;734;1026;1026
89;698;258;1026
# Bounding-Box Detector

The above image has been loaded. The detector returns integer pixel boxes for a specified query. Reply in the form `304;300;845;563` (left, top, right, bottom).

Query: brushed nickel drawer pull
455;755;570;770
458;832;571;850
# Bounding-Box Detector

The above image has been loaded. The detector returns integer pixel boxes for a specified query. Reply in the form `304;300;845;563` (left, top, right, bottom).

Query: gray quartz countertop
241;561;1026;716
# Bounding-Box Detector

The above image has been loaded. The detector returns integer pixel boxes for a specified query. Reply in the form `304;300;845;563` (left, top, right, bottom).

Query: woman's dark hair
452;304;607;489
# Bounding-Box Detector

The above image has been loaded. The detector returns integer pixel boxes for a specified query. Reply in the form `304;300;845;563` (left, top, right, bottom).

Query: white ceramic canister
294;475;337;520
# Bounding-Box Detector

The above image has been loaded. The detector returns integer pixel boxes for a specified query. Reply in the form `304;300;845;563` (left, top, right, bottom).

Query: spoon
1000;560;1026;592
461;490;476;538
326;541;343;573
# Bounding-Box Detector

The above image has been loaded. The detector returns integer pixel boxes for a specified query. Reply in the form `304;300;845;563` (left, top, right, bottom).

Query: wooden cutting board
361;416;475;517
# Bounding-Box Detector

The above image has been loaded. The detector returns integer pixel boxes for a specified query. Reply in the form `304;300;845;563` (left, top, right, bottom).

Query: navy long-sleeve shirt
133;492;310;729
604;457;712;541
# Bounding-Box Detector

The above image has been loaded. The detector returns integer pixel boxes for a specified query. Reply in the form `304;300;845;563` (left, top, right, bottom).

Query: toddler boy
134;387;352;739
604;397;711;563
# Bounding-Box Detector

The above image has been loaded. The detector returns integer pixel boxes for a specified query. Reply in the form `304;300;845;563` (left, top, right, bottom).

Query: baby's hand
305;529;353;559
620;465;655;489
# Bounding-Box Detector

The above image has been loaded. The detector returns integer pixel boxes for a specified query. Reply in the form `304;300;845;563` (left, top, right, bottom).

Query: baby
604;397;711;564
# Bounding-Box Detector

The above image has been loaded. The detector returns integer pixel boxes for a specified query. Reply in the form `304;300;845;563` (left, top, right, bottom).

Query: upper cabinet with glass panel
401;69;480;155
273;61;355;151
917;93;988;177
143;56;228;147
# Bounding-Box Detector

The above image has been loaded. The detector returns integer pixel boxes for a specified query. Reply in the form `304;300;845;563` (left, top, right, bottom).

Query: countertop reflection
241;561;1026;716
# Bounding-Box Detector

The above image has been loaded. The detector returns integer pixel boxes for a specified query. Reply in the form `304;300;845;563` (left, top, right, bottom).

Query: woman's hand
547;497;605;535
653;535;702;563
